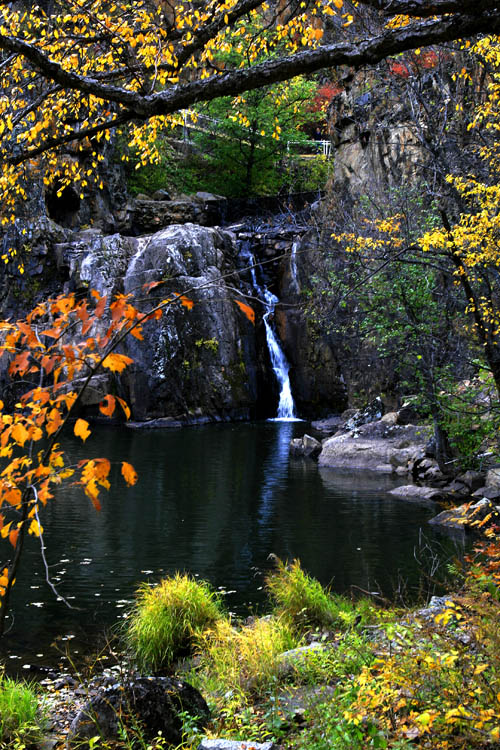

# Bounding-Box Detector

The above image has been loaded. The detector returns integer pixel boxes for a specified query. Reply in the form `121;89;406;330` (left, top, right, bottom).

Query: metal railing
179;109;332;159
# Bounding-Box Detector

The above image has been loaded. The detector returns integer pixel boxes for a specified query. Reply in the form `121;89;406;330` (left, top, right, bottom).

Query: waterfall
240;241;300;421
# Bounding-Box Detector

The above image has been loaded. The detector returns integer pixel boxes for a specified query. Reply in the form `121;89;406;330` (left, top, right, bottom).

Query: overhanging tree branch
1;9;499;163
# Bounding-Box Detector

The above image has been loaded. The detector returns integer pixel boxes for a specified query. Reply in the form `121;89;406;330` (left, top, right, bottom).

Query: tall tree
0;0;498;226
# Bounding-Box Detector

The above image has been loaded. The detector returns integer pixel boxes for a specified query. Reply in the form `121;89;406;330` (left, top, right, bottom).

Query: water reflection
258;422;294;528
0;422;461;669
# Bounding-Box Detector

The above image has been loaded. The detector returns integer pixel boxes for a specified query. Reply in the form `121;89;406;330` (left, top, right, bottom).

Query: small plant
195;338;219;353
266;558;367;632
0;673;46;747
125;574;224;672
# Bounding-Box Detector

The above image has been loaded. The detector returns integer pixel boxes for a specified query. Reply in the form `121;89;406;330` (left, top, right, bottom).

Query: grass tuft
266;558;371;632
124;573;224;672
0;673;46;747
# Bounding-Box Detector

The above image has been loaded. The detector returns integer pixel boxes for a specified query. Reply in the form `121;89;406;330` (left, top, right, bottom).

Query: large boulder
121;224;259;421
318;421;429;473
68;677;210;746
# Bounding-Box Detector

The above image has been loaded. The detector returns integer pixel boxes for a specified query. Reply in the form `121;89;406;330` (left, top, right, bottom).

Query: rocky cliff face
53;223;265;422
276;231;347;418
328;74;423;206
1;171;348;421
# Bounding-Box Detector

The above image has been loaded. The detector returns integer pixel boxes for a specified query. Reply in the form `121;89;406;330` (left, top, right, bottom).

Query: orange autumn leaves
76;457;137;511
0;285;203;608
234;299;255;325
0;281;257;610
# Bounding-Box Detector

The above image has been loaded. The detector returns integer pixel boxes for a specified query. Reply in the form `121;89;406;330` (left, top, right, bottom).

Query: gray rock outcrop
318;420;429;473
388;485;443;505
277;237;348;418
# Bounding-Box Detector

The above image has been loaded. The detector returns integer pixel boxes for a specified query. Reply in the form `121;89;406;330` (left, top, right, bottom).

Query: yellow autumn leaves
0;0;351;244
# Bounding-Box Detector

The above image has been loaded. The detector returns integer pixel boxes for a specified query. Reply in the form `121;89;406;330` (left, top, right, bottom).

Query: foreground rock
68;677;210;746
429;498;500;533
318;420;430;474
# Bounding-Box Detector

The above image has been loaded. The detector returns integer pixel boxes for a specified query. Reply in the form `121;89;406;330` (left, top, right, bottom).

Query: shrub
439;371;500;470
0;673;46;747
266;558;367;632
125;574;224;671
292;631;374;686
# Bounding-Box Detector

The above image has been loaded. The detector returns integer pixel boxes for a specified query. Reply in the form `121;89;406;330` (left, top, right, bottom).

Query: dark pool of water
1;421;462;671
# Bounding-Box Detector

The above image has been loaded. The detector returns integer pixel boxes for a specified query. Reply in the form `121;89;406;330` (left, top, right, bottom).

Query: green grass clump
125;574;224;672
266;558;374;632
0;673;46;747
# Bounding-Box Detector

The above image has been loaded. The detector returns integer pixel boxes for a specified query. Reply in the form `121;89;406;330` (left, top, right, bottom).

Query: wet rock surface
289;434;322;458
52;223;265;422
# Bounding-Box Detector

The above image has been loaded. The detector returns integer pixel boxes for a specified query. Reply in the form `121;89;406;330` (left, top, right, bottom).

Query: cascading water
240;241;300;421
261;288;297;420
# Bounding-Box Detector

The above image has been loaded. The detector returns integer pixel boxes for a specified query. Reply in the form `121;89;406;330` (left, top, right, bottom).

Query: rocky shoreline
290;397;500;535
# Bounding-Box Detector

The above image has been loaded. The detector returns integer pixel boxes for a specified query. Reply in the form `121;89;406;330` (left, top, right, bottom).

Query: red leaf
99;394;116;417
95;295;107;319
8;350;30;376
122;461;138;486
143;280;165;293
234;299;255;324
177;295;194;310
